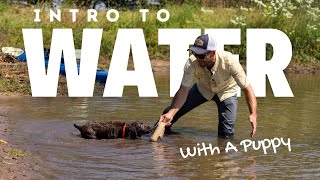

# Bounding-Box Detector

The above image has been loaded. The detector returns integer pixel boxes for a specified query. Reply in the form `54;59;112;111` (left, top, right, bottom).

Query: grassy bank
0;1;319;64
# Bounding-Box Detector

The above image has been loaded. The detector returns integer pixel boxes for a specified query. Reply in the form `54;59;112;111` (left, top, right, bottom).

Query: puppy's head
74;124;97;139
130;122;152;136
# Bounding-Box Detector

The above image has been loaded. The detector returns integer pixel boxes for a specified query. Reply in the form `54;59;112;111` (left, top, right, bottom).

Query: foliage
229;0;320;62
0;1;319;63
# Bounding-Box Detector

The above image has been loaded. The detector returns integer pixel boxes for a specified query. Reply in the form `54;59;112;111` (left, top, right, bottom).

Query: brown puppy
74;121;152;139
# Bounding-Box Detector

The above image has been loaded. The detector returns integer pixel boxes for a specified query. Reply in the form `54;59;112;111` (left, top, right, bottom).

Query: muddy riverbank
0;104;42;179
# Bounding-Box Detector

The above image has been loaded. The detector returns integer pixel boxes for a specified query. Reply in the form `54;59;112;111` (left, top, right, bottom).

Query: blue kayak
16;51;108;83
56;62;108;83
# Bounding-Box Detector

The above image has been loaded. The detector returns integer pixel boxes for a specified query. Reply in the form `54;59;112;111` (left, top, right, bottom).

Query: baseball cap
188;34;217;55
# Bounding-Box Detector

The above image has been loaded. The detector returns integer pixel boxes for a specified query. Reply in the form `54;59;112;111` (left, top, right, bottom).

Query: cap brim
187;46;211;55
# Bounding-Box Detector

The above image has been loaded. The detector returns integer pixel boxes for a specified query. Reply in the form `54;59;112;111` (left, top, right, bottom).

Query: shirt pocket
214;71;231;85
195;70;206;80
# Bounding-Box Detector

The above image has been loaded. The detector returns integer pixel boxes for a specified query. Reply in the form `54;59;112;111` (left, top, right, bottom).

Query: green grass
0;2;319;64
9;148;27;157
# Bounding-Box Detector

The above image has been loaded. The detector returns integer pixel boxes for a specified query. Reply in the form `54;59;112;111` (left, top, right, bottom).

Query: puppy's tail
74;124;82;131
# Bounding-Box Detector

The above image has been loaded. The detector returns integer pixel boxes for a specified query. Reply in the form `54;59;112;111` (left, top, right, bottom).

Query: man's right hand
158;85;190;127
159;113;174;126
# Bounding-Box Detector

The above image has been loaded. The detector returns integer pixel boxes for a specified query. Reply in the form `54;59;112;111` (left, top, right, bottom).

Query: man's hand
249;113;257;138
158;85;190;127
243;85;258;138
159;113;174;126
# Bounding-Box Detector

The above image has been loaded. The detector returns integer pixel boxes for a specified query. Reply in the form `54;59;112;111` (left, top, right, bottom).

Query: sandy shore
0;105;42;179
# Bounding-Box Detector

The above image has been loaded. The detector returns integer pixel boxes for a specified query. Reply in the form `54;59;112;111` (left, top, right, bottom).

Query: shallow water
2;73;320;179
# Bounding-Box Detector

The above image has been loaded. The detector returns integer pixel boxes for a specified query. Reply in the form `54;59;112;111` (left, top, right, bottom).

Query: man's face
193;52;212;68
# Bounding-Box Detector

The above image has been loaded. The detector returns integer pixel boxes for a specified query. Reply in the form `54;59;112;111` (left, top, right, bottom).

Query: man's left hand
249;114;257;138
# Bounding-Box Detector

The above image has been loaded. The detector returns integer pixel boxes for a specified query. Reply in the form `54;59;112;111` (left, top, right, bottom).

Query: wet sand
0;104;42;179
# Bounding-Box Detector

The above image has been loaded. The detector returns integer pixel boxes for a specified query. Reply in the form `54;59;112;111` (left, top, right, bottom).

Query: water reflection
1;74;319;178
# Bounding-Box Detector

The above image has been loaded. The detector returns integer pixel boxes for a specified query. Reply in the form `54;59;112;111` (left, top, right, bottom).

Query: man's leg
212;94;238;138
157;84;208;131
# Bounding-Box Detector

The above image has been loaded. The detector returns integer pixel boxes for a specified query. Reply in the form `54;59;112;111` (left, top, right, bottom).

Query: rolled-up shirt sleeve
181;58;195;87
229;57;249;89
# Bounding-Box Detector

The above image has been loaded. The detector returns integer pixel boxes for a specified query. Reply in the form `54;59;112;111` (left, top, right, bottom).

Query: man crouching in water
157;34;257;138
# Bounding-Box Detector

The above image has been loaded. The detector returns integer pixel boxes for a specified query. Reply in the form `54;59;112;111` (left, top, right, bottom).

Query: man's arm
229;55;257;137
242;84;257;137
160;85;191;125
160;56;194;125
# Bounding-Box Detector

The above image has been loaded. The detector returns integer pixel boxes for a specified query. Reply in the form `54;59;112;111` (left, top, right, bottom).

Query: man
158;34;257;138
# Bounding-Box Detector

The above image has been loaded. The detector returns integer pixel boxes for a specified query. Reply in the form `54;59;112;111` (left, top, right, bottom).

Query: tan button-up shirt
181;50;249;101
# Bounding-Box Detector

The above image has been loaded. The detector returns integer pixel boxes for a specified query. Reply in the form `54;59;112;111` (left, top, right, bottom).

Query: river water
1;73;319;179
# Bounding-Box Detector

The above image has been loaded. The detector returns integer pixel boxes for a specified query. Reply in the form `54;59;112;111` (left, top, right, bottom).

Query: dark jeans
162;84;238;138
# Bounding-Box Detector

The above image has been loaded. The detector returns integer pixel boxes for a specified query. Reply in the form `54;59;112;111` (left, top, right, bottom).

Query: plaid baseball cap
188;34;217;55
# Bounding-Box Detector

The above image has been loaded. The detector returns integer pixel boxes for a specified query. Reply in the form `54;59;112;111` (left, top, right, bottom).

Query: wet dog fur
74;121;152;139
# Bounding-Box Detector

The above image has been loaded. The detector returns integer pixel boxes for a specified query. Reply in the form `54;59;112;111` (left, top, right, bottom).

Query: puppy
74;121;152;139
